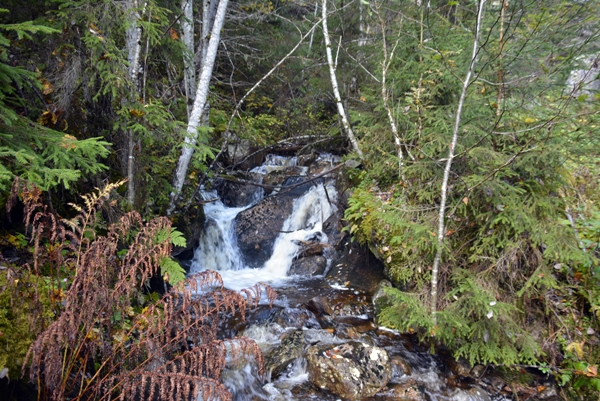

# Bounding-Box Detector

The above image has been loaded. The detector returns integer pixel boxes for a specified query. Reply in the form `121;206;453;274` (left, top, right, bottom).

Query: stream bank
182;152;559;401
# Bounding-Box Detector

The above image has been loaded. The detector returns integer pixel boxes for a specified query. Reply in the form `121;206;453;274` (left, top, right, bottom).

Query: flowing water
189;154;511;401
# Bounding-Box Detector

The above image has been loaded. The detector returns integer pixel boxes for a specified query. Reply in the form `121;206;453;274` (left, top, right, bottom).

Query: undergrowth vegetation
345;0;600;397
1;180;275;400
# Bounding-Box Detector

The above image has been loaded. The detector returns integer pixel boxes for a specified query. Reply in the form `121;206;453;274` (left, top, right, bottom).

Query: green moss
0;271;54;377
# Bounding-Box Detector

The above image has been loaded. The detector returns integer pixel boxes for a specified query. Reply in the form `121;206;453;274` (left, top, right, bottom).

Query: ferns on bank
0;180;275;400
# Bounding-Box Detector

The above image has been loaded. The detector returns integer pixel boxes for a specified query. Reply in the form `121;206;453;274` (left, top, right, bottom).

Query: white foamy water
189;156;338;292
193;192;247;272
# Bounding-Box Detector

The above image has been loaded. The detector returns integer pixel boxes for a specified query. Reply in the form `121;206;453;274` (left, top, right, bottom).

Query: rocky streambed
183;153;559;401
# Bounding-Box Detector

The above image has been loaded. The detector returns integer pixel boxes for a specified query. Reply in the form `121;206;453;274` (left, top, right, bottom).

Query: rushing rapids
188;154;515;401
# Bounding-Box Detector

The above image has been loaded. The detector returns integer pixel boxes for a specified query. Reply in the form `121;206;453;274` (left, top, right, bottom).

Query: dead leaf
42;79;54;95
129;109;145;117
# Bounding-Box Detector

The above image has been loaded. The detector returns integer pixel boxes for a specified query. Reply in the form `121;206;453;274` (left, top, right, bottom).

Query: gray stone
262;166;308;191
566;54;600;101
265;329;305;380
306;341;391;400
289;255;327;276
372;280;393;319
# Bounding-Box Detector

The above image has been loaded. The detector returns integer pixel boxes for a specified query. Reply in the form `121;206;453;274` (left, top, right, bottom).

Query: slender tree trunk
496;0;507;117
358;0;369;47
307;0;318;56
430;0;486;323
169;0;229;214
125;0;147;206
375;8;403;179
197;0;218;68
181;0;196;119
322;0;364;159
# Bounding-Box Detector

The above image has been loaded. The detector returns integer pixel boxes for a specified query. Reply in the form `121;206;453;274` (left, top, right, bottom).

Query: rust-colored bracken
7;180;275;401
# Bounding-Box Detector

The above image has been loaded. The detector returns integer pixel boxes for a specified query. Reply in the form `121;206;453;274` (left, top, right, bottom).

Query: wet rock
390;355;411;377
213;172;263;207
289;255;327;276
327;243;385;293
333;300;370;318
306;341;392;400
451;357;473;377
372;280;393;321
334;325;361;340
265;329;305;380
306;296;333;317
270;307;320;329
293;239;328;257
262;166;308;191
385;381;426;401
234;176;327;267
334;317;376;334
322;209;346;251
471;364;487;378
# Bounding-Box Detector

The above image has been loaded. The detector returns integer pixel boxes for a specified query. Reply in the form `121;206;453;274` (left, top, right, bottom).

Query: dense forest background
0;0;599;399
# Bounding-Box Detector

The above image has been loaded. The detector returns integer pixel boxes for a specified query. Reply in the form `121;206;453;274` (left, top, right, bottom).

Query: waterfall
189;155;337;291
190;154;507;401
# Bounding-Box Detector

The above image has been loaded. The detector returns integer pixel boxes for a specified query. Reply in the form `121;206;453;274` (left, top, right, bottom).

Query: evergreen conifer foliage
346;0;600;377
0;10;110;194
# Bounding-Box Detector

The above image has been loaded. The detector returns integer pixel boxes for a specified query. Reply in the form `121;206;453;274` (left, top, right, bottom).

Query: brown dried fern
13;181;275;401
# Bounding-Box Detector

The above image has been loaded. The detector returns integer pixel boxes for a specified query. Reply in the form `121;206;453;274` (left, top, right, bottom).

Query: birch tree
181;0;196;118
124;0;147;206
169;0;229;214
430;0;487;322
373;4;405;180
322;0;363;160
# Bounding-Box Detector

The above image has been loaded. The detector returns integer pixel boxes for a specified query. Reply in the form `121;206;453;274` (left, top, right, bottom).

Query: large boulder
234;178;323;268
306;341;391;400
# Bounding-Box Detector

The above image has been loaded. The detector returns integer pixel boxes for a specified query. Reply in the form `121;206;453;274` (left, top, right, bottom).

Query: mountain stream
187;154;518;401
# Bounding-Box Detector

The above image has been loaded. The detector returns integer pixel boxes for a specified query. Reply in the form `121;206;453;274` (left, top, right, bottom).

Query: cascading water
190;158;337;291
190;154;511;401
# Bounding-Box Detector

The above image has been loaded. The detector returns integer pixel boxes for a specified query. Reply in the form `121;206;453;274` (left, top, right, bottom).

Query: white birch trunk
181;0;196;118
169;0;229;214
322;0;364;160
197;0;217;68
125;0;147;206
358;0;370;47
376;9;403;179
430;0;486;323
